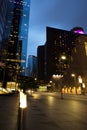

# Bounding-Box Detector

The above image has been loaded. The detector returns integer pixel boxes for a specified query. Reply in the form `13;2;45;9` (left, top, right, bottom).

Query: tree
18;77;38;93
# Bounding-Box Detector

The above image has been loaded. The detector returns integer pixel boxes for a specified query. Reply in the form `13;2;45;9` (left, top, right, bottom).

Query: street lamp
52;74;63;79
71;73;75;77
61;55;66;60
48;80;53;92
52;74;63;99
71;73;77;94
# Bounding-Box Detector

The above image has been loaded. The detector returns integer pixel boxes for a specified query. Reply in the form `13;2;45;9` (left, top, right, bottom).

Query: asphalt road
25;92;87;130
0;92;87;130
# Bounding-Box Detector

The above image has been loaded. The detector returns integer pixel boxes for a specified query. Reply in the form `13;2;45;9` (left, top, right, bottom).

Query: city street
26;92;87;130
0;92;87;130
0;94;19;130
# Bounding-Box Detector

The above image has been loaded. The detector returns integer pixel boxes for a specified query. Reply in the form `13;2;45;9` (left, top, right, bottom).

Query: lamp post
71;73;77;94
59;54;66;99
52;74;63;99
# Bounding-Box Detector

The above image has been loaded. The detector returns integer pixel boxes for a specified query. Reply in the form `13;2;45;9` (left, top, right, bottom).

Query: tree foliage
18;77;38;92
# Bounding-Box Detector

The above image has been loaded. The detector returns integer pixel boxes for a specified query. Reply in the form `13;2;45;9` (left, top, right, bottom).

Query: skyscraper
44;27;76;81
5;0;30;67
37;45;45;80
18;0;30;68
0;0;9;49
0;0;30;84
37;26;87;92
0;0;10;82
27;55;37;77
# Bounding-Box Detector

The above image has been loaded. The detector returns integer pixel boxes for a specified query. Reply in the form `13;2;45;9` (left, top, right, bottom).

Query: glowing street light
52;74;63;99
71;73;75;77
71;73;77;94
61;55;66;60
71;73;76;85
52;74;63;79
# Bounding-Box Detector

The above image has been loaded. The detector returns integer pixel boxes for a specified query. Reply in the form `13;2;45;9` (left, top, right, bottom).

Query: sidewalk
0;94;19;130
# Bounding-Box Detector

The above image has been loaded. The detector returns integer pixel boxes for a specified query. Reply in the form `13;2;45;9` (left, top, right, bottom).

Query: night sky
28;0;87;56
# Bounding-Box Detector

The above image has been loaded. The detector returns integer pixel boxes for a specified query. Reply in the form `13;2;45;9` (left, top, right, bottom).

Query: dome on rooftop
71;27;84;34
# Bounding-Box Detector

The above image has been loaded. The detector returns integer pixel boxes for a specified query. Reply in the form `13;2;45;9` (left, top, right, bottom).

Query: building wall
45;27;75;81
19;0;30;68
0;0;30;84
27;55;37;77
0;0;9;48
4;0;30;68
0;0;9;82
37;45;45;80
37;26;87;93
65;35;87;89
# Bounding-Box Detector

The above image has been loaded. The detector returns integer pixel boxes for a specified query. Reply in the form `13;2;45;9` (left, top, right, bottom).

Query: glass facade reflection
0;0;30;83
18;0;30;68
0;0;9;48
5;0;30;67
5;0;30;76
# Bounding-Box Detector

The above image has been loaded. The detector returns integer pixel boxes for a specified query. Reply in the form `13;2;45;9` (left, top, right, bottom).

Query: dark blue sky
28;0;87;56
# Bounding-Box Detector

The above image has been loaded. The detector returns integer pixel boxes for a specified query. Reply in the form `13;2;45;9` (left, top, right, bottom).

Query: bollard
18;91;27;130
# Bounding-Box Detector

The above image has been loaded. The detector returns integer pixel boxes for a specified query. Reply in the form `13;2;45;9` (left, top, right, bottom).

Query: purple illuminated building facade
71;27;84;34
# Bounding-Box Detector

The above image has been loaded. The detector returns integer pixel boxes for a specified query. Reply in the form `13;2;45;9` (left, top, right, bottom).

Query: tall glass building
0;0;30;83
7;0;30;71
5;0;30;65
0;0;9;82
0;0;9;48
18;0;30;68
